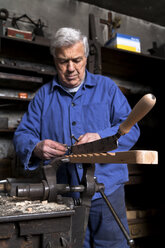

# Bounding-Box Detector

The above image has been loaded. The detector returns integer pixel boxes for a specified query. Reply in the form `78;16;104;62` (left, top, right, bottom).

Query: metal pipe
99;188;134;247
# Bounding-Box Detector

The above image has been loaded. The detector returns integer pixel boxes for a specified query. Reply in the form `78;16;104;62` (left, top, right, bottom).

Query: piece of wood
65;150;158;164
126;209;159;220
100;12;113;40
0;71;43;83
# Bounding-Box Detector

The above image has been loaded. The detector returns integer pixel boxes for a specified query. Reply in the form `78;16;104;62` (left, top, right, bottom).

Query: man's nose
67;60;75;71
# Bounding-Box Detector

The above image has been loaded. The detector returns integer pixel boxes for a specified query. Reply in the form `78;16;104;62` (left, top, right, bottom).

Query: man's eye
59;60;67;64
73;58;82;63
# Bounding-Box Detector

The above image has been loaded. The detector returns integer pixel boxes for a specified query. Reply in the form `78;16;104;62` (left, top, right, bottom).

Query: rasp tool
69;93;156;154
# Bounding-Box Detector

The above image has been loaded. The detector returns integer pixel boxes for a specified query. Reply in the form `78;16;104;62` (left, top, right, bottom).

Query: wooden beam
100;12;113;40
65;150;158;164
0;72;43;83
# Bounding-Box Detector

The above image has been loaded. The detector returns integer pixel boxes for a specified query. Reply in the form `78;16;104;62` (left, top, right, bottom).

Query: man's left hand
76;133;101;145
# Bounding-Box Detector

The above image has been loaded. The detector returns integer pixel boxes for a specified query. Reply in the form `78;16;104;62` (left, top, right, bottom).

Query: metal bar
99;188;134;247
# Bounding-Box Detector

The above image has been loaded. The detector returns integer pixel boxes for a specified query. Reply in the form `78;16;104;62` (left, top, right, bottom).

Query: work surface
0;196;84;248
0;195;73;222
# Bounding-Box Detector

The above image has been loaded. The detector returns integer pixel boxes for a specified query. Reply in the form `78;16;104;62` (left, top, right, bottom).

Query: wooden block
66;150;158;164
7;27;33;41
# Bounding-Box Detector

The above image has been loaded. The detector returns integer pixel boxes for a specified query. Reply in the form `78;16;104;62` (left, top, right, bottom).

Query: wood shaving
0;195;70;217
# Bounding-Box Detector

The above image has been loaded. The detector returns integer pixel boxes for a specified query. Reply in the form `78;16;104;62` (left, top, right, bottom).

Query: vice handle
119;94;156;135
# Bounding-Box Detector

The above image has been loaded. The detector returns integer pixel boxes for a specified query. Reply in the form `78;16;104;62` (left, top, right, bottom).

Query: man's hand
33;139;67;160
76;133;101;145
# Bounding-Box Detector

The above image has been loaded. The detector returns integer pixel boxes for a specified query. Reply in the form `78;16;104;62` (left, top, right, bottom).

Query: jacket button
72;121;76;126
72;102;76;106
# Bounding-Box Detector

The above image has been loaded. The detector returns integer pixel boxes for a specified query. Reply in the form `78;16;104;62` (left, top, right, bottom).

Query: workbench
0;196;87;248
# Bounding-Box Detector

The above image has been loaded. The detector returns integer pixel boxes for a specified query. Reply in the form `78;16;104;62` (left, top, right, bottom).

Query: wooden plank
0;71;43;83
127;209;159;220
65;150;158;164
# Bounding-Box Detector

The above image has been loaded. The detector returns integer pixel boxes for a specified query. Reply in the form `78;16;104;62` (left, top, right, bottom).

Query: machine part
80;164;96;207
0;178;42;196
78;164;98;243
70;94;156;154
17;181;49;201
94;177;134;247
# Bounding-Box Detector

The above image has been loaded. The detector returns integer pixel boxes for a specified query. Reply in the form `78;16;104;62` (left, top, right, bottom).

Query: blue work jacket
13;70;140;200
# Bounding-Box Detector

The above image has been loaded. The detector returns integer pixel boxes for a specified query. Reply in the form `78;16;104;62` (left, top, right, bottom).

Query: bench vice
0;150;158;248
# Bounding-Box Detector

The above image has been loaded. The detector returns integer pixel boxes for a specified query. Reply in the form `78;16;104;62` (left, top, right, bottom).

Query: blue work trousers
83;185;130;248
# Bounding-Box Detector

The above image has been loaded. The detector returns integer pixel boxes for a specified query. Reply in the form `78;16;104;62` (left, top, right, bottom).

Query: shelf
0;95;32;102
0;71;44;91
0;72;43;83
101;47;165;86
0;128;16;133
0;34;50;47
0;35;54;65
0;60;56;77
0;35;55;84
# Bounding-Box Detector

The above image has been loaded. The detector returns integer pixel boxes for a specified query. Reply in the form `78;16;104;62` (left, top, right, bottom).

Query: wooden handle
119;94;156;135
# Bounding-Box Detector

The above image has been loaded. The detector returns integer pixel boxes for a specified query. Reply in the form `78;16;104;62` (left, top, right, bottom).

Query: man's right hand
33;139;67;160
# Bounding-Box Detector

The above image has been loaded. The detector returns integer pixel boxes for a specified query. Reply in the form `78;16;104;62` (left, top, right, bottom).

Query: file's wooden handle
119;94;156;135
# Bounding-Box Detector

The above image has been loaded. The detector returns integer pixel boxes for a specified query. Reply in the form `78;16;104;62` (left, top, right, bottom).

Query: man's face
54;42;87;88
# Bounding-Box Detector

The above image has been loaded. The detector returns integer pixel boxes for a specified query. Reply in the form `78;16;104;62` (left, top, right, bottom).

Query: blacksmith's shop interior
0;1;164;248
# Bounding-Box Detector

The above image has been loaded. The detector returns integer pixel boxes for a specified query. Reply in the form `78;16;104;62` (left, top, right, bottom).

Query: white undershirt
62;80;84;93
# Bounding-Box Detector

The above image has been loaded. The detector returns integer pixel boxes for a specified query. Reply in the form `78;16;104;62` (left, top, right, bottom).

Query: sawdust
0;195;70;217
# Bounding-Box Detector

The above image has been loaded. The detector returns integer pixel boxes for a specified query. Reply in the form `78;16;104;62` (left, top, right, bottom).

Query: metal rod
71;135;79;142
99;188;134;247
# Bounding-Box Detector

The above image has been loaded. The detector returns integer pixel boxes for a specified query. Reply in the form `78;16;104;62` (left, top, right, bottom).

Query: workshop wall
1;0;165;53
0;0;165;159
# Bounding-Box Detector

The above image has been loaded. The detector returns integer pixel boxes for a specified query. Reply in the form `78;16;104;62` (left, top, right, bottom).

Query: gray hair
50;27;89;58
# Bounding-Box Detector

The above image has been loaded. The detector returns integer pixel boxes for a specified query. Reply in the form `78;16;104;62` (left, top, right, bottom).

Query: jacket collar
50;69;96;93
84;70;97;87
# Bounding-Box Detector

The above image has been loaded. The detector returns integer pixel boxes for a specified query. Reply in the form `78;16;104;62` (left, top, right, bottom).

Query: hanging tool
12;14;44;36
0;8;9;35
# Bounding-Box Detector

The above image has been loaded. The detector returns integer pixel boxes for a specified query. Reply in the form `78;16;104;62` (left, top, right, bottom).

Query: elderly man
13;27;140;248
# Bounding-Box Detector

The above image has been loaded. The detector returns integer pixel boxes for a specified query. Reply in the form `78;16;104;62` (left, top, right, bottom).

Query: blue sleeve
98;82;140;152
13;88;44;170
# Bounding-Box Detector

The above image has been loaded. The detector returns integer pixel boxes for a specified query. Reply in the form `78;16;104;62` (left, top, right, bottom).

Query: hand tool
69;93;156;154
